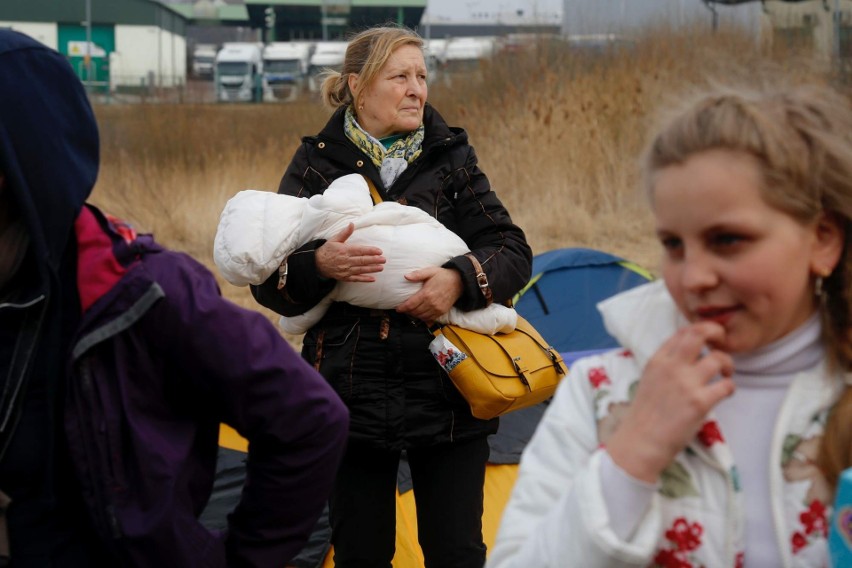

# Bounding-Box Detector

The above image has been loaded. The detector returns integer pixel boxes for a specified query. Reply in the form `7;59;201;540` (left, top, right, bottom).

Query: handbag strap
362;175;383;205
363;174;494;309
465;253;493;307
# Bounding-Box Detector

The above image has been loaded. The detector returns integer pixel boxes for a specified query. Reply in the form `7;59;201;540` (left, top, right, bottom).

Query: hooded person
0;29;349;568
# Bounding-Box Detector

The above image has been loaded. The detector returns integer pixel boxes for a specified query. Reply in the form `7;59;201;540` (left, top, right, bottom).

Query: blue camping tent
513;247;653;365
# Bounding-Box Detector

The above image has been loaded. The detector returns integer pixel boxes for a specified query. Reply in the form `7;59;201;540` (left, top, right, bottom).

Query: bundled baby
214;173;517;335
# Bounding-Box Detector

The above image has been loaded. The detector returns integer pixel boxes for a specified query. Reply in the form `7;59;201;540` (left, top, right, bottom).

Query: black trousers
329;437;489;568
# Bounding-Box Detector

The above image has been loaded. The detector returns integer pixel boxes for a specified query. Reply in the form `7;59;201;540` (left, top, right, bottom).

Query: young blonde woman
250;25;532;568
488;84;852;567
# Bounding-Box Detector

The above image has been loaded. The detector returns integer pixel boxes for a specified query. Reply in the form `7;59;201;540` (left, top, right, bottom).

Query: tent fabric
319;464;520;568
205;248;652;567
513;247;652;355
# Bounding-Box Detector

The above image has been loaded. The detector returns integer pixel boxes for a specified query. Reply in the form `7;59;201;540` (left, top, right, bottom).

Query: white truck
215;43;263;103
262;42;313;102
307;41;348;93
191;43;217;79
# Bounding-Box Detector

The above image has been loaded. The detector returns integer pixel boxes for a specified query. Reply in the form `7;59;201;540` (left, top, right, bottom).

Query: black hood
0;30;99;278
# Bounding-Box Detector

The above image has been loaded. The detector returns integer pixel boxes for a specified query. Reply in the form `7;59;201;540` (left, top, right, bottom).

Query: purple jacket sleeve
143;251;349;567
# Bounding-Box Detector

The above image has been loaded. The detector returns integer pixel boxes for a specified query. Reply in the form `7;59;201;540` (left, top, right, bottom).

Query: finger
352;263;385;275
330;223;355;243
668;322;725;361
396;294;423;314
702;376;736;407
404;266;438;282
349;246;385;258
694;350;734;383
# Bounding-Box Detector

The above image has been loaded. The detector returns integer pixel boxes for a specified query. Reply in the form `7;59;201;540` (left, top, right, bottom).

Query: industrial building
0;0;188;92
0;0;427;96
242;0;426;41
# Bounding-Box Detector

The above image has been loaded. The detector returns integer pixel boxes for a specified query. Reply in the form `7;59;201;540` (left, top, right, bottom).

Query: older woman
252;25;532;568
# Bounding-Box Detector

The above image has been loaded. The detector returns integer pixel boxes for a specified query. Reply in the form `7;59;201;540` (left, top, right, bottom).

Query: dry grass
89;26;839;344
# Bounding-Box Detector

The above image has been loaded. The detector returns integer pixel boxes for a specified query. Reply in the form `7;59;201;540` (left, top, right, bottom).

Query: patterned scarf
344;105;424;188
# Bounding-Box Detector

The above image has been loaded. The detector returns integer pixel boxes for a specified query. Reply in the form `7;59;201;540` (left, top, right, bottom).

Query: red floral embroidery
652;517;704;567
653;549;692;568
790;499;829;555
619;349;633;357
696;420;724;447
665;518;703;552
588;367;611;388
791;531;808;554
734;552;744;568
799;499;828;537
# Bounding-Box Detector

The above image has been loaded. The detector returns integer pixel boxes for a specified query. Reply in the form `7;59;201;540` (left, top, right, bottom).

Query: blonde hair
642;84;852;488
320;25;424;110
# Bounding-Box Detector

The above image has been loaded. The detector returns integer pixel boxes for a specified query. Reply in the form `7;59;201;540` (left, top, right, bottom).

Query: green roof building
244;1;426;41
0;0;189;90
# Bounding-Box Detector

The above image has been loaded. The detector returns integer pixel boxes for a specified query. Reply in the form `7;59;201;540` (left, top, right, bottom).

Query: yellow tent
218;424;520;568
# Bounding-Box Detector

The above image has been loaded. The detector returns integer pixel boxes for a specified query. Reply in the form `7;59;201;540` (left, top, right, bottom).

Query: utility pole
85;0;93;86
701;0;719;32
265;6;276;42
322;0;328;41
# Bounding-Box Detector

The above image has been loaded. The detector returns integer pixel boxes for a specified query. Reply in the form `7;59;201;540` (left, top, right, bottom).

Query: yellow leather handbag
431;315;567;419
430;252;567;419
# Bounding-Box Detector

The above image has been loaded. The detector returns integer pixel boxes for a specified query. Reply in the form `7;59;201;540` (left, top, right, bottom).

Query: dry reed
89;26;838;344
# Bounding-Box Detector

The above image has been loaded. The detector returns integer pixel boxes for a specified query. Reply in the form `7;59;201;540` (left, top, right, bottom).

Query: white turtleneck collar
731;312;823;379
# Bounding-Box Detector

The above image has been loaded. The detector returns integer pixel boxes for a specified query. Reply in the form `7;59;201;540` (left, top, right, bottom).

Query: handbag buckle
513;357;531;388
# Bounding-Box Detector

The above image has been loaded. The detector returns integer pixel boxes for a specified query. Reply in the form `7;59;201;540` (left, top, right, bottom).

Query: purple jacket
64;204;348;567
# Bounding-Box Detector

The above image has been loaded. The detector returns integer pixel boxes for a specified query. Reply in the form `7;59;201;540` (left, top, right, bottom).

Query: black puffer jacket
253;104;532;449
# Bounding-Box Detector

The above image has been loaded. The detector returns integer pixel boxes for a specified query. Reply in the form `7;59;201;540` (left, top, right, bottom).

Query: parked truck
191;43;217;79
307;41;347;93
262;42;313;102
215;43;263;103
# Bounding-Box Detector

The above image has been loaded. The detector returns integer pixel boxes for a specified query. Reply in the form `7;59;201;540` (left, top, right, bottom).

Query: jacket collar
598;280;683;369
71;204;166;360
314;103;467;151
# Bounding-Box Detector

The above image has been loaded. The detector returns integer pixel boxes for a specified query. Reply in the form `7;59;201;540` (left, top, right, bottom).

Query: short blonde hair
320;25;424;110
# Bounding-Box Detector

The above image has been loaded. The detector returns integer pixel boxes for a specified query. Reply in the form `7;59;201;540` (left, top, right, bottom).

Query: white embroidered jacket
487;281;844;568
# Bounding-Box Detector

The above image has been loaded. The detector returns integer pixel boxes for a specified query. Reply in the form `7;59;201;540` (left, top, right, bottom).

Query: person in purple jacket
0;29;349;568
